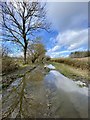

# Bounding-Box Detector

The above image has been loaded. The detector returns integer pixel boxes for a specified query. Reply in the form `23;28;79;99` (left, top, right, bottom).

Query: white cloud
48;45;60;52
46;51;70;58
46;47;87;58
47;2;88;31
46;29;88;58
57;29;88;50
9;51;23;57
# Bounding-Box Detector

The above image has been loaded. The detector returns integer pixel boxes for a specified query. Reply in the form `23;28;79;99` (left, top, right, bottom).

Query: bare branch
0;1;50;63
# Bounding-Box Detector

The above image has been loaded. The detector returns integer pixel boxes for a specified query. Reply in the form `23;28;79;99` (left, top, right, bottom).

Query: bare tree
27;43;46;63
2;43;11;57
0;1;49;63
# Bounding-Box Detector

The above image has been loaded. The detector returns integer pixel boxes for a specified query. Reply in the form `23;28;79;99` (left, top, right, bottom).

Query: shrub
2;57;19;74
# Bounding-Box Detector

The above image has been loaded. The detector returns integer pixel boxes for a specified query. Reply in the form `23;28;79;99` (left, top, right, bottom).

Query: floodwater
2;65;88;118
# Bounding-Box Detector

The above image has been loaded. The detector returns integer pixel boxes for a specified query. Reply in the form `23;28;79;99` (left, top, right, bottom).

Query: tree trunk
24;45;27;64
31;57;36;63
31;55;38;64
22;9;27;64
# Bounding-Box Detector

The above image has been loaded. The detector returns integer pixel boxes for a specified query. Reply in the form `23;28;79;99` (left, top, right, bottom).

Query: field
51;57;89;70
51;57;89;85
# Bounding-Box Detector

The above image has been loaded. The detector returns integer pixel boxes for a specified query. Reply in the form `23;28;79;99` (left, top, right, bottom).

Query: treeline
69;51;90;58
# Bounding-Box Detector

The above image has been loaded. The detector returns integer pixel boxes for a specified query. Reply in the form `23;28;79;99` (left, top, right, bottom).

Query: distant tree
27;43;46;63
88;51;90;56
2;44;11;57
69;51;90;58
0;1;49;63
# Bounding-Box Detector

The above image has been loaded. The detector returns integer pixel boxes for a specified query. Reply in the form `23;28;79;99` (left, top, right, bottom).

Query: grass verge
51;57;89;70
52;62;89;84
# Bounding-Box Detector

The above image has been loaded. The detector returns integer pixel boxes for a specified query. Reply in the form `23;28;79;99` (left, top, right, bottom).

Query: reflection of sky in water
46;70;88;95
10;78;22;87
45;70;88;118
2;65;88;118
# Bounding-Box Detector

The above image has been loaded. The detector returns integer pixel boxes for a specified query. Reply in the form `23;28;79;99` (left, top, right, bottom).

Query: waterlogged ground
1;64;88;118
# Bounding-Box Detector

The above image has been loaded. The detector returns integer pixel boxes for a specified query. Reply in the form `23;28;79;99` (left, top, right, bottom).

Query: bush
2;57;19;74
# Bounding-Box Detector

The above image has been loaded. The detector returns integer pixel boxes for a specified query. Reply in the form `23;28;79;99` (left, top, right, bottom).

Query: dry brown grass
52;62;89;82
51;57;89;70
72;57;89;62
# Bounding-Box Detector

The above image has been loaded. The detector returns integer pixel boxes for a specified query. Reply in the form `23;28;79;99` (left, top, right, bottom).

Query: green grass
52;62;89;81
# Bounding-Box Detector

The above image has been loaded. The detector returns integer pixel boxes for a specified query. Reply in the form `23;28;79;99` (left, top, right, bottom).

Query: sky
5;2;88;58
45;2;88;58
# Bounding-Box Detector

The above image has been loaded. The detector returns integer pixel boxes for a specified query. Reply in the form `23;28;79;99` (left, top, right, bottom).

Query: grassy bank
52;62;89;85
51;57;89;70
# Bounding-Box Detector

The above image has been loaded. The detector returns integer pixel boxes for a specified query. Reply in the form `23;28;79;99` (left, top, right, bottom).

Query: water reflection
44;70;88;118
2;67;47;118
2;66;88;118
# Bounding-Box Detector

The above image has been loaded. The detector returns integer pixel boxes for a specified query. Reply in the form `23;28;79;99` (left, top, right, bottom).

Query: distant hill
69;51;90;58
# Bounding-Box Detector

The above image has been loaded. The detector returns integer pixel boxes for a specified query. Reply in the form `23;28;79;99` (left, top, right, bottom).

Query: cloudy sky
7;2;88;58
45;2;88;58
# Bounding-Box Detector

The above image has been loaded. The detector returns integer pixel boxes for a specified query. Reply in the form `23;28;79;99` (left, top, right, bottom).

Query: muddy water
2;65;88;118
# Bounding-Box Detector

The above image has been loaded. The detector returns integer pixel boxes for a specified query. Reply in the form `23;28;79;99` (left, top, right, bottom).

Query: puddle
44;70;88;118
46;70;88;95
2;65;88;118
10;78;22;87
44;64;56;69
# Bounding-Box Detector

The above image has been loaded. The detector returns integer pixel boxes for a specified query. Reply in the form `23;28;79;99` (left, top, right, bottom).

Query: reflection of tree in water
2;67;46;118
2;75;29;118
2;65;88;118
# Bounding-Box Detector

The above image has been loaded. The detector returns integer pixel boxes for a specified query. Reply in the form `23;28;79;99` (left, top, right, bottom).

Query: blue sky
7;2;88;58
45;2;88;58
